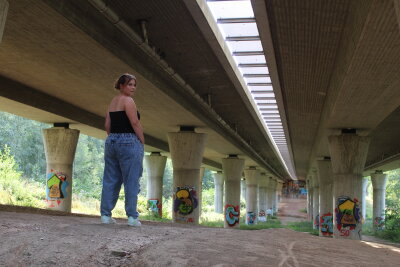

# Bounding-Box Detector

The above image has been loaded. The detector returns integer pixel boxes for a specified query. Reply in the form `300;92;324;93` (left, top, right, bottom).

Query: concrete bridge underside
0;0;399;179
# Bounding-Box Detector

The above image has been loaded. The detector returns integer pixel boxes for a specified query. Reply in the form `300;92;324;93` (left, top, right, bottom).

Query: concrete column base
42;127;79;212
258;173;269;222
144;152;167;217
168;131;207;225
371;172;388;231
244;168;259;225
213;171;224;214
317;160;333;237
329;134;370;240
223;156;244;228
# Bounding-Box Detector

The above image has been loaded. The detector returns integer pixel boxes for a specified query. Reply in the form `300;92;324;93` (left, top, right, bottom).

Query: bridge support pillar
144;152;167;217
0;0;8;43
276;181;283;208
42;126;79;212
329;133;370;240
167;129;207;225
268;178;277;215
317;159;333;237
362;177;369;220
213;171;224;214
306;178;313;221
312;171;320;230
257;173;269;222
222;155;244;228
371;171;388;231
199;167;205;217
244;167;259;225
241;179;246;200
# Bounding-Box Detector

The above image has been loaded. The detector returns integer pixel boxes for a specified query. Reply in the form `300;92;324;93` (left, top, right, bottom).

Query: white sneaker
127;216;141;227
101;215;116;224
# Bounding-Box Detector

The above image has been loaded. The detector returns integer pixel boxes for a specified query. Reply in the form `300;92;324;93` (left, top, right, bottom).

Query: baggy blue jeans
100;133;144;218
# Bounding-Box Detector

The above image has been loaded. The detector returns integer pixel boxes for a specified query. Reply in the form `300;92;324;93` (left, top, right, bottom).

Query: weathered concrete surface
168;131;207;225
42;127;79;212
144;153;167;217
1;205;400;266
213;171;224;214
222;157;244;229
244;168;259;225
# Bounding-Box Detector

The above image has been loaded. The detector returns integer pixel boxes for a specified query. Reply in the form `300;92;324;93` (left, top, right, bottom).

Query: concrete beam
0;0;8;43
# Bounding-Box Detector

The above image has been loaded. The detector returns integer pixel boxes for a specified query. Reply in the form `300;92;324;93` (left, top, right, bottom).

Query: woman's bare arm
125;98;145;144
105;110;111;135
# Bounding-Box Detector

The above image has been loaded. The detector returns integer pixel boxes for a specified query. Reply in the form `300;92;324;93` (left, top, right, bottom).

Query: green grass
286;221;319;235
239;218;282;230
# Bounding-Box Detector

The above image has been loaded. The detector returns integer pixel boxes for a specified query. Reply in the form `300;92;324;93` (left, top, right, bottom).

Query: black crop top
109;111;140;133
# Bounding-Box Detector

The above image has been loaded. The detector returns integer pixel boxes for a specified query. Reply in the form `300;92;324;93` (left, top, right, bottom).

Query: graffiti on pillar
44;199;62;207
258;210;267;222
46;170;69;200
247;212;256;225
374;217;384;230
148;199;162;217
225;204;240;227
173;186;198;216
320;213;333;236
335;196;361;236
314;214;320;229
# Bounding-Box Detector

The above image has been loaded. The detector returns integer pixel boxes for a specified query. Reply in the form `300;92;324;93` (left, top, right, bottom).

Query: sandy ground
1;199;400;266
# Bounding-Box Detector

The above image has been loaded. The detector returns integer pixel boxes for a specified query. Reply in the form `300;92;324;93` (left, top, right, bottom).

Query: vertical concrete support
199;167;205;217
312;171;320;230
213;171;224;214
241;179;246;200
362;177;369;220
395;0;400;31
258;173;268;222
276;181;283;208
306;178;313;220
317;159;333;237
222;156;244;228
42;127;79;212
329;134;370;240
371;171;388;230
244;167;259;225
269;178;277;215
144;152;167;217
168;130;207;225
0;0;9;44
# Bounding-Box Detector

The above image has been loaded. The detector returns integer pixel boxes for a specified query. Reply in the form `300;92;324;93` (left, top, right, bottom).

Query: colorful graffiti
320;213;333;236
173;186;198;216
374;217;384;230
225;204;240;227
46;170;68;200
247;212;256;225
335;196;361;236
148;199;162;217
44;199;62;208
314;214;320;229
258;210;267;222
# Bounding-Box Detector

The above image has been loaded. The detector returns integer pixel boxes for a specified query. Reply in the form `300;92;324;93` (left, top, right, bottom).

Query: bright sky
206;0;296;179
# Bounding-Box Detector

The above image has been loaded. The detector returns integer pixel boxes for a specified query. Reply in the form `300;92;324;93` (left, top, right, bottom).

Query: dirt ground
1;199;400;266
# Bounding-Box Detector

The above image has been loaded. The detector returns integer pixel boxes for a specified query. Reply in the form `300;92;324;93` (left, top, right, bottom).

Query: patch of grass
286;221;319;235
239;217;282;230
299;208;307;213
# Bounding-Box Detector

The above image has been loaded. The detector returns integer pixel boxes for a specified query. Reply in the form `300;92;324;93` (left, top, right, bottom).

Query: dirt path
1;204;400;266
277;197;307;225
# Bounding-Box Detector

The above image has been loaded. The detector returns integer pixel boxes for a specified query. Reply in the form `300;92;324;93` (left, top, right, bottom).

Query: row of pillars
307;133;388;240
42;126;283;228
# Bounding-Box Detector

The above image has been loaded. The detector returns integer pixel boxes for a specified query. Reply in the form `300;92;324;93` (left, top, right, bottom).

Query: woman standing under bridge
100;73;145;227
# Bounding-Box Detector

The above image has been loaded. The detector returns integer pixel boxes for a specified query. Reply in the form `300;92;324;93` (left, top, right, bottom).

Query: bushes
0;146;46;208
